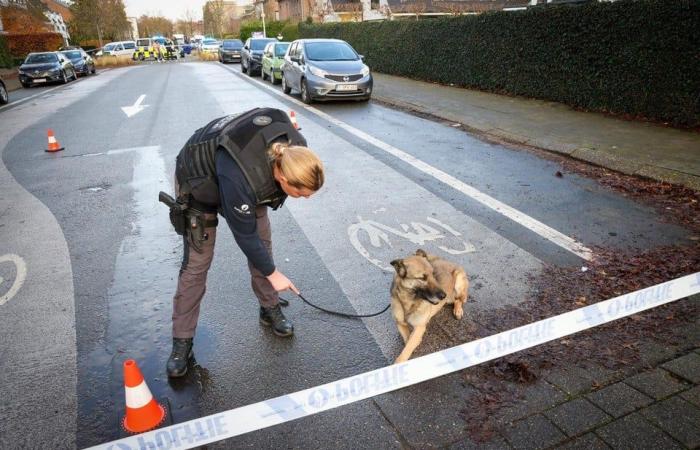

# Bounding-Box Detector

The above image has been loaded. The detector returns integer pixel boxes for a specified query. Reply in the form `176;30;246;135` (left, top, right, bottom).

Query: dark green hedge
0;35;13;69
300;0;699;127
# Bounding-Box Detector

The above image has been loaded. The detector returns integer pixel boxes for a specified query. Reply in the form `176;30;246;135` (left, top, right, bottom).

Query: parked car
281;39;372;103
133;38;158;60
240;37;276;76
18;52;77;88
261;41;290;85
0;79;8;105
60;48;96;76
100;41;136;58
200;38;221;54
218;39;243;63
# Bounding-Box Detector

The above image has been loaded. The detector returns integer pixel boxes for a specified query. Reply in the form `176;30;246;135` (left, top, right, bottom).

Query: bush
5;32;64;59
198;51;219;62
94;55;134;68
239;20;296;42
0;36;13;69
301;0;700;127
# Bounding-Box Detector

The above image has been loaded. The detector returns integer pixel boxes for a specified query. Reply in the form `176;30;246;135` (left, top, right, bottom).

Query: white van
99;41;136;58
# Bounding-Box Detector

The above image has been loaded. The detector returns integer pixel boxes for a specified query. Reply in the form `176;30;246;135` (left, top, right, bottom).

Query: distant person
160;108;325;377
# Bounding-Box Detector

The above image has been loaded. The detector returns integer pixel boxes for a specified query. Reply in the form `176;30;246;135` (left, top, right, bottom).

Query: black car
19;52;77;87
241;37;277;76
60;48;95;77
0;79;8;105
219;39;243;64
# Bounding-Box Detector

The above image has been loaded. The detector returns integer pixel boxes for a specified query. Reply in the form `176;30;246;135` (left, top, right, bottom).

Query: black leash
279;293;391;318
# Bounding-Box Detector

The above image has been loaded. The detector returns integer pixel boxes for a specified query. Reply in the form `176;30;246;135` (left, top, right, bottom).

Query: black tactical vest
175;108;307;211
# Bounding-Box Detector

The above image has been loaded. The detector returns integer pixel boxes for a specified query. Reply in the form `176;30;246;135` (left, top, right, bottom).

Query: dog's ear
390;259;406;278
415;249;428;258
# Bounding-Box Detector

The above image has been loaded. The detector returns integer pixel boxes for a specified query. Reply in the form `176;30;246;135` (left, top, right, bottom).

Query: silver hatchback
280;39;372;103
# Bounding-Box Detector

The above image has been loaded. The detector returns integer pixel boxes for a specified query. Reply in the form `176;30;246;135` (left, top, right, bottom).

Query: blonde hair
269;142;324;191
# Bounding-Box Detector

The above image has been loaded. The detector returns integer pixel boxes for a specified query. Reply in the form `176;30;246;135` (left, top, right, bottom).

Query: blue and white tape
89;272;700;450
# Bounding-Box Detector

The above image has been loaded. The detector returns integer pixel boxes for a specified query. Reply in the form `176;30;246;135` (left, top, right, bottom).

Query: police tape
87;272;700;450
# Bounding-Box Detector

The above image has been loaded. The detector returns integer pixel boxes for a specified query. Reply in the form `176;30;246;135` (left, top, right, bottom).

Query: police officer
165;107;324;378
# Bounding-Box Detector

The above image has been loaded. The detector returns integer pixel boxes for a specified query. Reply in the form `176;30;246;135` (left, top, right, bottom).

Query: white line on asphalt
0;254;27;306
0;68;112;113
227;66;594;261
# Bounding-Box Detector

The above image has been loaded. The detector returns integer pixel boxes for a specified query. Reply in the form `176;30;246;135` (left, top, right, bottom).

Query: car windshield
62;51;82;60
223;40;242;49
105;43;118;51
251;39;275;50
136;40;149;47
25;53;58;64
203;39;218;45
274;44;289;57
305;42;358;61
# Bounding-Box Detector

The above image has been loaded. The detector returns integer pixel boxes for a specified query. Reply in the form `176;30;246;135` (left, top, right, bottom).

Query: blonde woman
165;108;324;377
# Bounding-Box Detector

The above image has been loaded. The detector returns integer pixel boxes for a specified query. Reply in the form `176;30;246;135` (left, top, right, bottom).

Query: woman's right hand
266;269;300;295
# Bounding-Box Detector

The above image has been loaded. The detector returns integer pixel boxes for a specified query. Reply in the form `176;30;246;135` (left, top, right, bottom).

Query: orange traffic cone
45;129;64;153
122;359;166;433
289;111;299;130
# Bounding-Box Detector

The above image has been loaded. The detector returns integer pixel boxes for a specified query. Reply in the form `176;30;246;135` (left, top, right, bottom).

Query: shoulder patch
253;115;272;126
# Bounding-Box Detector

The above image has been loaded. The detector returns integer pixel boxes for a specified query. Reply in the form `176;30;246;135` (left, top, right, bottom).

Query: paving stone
586;382;654;418
595;413;683;450
555;433;610;450
661;352;700;384
501;414;566;449
680;385;700;408
625;368;688;400
448;434;512;449
499;380;567;423
543;398;611;437
545;365;619;397
640;395;700;448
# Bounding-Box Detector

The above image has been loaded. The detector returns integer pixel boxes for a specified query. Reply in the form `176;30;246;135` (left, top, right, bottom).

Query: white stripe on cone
125;381;154;409
48;136;57;144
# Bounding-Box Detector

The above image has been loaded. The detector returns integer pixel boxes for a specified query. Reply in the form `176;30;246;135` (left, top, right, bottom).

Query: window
288;42;297;58
250;39;275;51
274;43;290;57
123;42;136;49
223;40;242;50
25;53;58;64
305;41;358;61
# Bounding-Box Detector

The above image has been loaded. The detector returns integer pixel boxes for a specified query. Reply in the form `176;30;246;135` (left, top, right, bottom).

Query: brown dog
390;249;469;364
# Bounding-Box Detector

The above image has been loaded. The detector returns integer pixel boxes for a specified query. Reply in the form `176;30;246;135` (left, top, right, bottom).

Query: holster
159;191;218;253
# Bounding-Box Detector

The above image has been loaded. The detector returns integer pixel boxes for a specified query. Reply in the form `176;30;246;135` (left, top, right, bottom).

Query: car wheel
91;65;96;74
241;59;248;73
21;81;31;88
300;79;312;104
0;83;8;105
139;54;145;61
248;65;255;77
282;74;291;94
271;71;280;85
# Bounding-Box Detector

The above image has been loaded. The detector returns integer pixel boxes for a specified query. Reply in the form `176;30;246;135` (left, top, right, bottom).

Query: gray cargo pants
172;205;279;339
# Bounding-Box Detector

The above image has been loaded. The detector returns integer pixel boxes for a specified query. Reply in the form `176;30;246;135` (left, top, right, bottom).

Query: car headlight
309;66;327;78
18;69;26;75
361;64;370;77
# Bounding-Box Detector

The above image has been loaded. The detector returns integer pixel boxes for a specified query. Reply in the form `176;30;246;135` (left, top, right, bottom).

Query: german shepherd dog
390;249;469;364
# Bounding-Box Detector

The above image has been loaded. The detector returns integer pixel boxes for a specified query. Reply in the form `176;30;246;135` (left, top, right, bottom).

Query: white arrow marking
121;94;148;118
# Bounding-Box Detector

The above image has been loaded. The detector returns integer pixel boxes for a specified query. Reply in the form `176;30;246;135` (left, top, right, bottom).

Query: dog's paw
453;307;464;320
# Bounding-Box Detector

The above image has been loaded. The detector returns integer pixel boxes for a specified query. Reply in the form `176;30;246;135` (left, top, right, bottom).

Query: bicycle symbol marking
347;216;476;271
0;254;27;306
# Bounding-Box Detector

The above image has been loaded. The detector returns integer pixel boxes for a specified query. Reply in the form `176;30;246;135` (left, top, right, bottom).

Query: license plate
33;78;46;83
336;84;357;91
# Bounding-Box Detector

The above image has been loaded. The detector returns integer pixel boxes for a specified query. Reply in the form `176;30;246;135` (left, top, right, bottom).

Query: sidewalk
0;68;20;91
372;73;700;191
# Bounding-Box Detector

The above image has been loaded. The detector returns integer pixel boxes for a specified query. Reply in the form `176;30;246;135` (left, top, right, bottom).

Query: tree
69;0;131;46
137;15;174;37
203;0;225;38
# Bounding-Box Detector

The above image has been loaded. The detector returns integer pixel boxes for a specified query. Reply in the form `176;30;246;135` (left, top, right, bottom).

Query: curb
373;94;700;191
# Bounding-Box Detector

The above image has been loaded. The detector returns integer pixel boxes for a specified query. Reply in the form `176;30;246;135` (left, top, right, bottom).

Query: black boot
259;304;294;337
167;337;193;378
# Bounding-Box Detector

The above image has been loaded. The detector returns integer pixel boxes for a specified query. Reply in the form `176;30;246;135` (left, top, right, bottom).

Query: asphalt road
0;61;692;448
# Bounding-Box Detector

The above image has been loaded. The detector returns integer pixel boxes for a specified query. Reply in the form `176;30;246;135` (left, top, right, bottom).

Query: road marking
0;254;27;306
88;271;700;450
348;216;476;271
0;68;113;113
121;94;148;117
225;66;594;261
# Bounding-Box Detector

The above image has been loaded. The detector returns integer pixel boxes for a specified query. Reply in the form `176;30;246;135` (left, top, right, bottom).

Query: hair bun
271;142;287;158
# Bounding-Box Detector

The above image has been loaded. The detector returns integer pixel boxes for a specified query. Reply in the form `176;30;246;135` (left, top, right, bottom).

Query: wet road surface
0;61;693;448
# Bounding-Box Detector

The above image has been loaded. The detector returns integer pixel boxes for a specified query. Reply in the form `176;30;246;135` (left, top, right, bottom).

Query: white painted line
121;94;148;117
0;254;27;306
226;66;594;261
0;84;66;112
88;271;700;450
